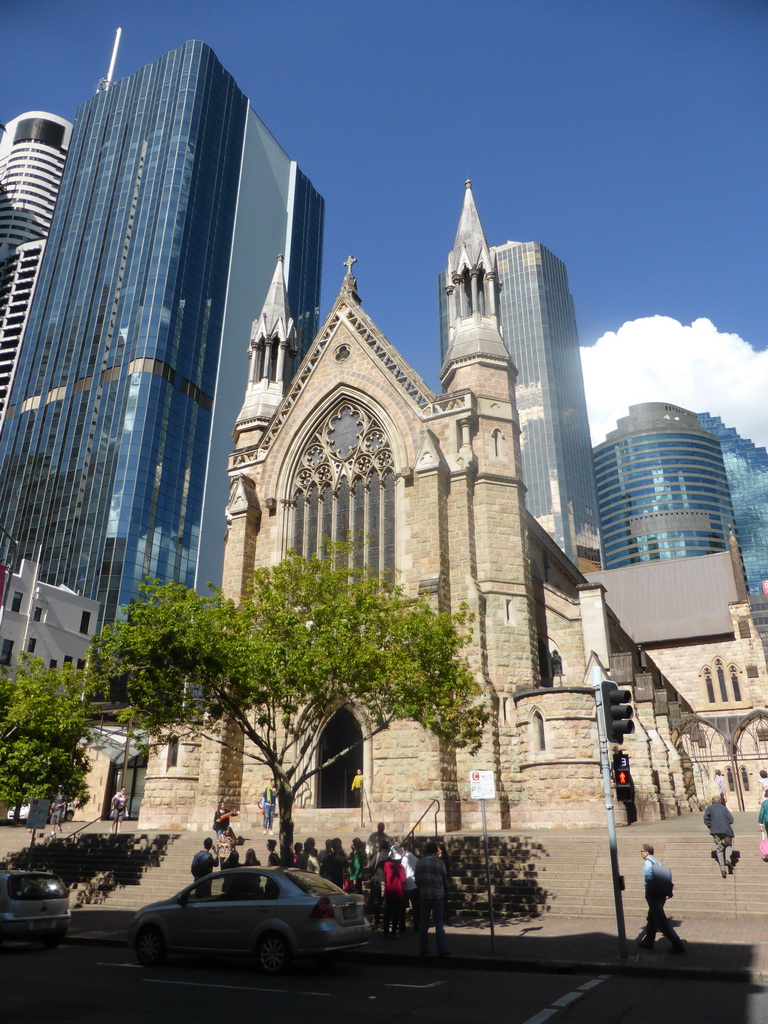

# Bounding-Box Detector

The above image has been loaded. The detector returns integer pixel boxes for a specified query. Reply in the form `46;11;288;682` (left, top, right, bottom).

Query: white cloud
580;316;768;451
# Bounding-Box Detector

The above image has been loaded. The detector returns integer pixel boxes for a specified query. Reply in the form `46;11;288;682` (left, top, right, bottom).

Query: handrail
402;799;440;845
60;815;104;841
361;784;373;827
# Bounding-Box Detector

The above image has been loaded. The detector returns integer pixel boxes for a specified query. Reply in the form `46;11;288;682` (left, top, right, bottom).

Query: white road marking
577;976;609;991
521;1011;559;1024
144;978;329;997
522;975;608;1024
386;981;446;989
551;992;584;1008
95;962;143;967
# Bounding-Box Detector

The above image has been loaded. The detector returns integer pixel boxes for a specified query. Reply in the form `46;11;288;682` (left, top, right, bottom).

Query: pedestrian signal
613;751;633;801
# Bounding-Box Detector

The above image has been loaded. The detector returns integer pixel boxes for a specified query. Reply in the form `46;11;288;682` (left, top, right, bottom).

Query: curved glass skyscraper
0;41;323;624
698;412;768;594
594;403;735;568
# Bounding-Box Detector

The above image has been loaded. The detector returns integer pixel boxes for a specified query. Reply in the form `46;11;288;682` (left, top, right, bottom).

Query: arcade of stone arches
674;709;768;811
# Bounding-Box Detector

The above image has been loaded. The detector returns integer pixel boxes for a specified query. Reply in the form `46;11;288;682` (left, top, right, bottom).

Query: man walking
415;841;448;957
49;793;67;838
704;794;735;878
714;769;727;802
638;843;684;954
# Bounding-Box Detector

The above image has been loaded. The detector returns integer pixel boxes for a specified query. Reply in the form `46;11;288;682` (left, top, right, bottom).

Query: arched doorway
317;707;363;808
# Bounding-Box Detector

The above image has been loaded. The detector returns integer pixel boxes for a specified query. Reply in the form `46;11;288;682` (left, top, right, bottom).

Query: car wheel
256;932;292;975
65;809;75;821
135;925;167;966
41;933;65;949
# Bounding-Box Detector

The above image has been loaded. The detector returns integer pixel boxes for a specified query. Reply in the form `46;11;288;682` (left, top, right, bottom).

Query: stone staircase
1;812;764;921
0;828;180;908
445;829;768;922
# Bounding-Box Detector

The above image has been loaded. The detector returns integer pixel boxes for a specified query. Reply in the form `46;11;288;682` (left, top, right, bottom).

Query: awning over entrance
86;724;144;766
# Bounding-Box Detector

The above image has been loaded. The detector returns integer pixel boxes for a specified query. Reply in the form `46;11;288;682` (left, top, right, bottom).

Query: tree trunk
275;781;295;866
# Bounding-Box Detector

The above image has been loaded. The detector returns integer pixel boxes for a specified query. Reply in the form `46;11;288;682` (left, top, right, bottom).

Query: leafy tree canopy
90;548;488;858
0;656;92;814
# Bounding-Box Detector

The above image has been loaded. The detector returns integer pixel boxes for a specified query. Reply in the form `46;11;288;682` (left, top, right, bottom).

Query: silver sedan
127;866;369;974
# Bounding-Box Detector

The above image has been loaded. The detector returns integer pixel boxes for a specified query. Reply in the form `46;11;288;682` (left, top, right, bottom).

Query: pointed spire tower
234;254;296;445
441;181;509;388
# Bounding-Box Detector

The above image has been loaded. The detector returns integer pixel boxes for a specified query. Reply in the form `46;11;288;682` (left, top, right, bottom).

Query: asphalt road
3;943;768;1024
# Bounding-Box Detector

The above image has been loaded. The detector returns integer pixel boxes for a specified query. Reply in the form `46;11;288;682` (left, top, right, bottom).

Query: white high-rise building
0;112;72;255
0;113;72;431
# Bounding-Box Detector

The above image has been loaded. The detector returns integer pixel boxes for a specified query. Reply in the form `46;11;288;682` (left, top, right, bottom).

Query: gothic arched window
291;403;395;572
729;666;742;702
532;710;546;754
716;661;728;702
166;737;179;770
703;668;715;703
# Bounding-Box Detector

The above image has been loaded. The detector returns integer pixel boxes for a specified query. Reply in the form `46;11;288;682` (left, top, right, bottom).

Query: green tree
90;549;487;862
0;656;92;821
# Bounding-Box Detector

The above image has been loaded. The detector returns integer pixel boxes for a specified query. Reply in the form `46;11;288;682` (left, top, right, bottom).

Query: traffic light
613;752;633;801
600;680;635;744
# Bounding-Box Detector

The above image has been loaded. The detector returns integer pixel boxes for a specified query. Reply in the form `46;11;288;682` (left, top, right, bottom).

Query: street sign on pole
470;769;496;800
469;770;496;951
27;799;50;831
26;799;51;870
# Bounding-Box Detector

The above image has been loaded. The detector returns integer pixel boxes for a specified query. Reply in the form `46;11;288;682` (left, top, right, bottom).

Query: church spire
441;181;508;381
234;255;296;439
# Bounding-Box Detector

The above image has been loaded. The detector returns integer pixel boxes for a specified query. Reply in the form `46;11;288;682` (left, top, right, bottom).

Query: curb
63;932;764;983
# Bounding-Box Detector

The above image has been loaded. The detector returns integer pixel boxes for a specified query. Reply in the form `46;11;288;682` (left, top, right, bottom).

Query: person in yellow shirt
350;769;364;807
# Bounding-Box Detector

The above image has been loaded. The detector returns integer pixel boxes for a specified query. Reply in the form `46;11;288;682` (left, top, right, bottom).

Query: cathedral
137;184;768;833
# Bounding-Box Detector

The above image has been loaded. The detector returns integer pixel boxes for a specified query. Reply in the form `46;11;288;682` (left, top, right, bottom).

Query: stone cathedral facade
138;185;766;833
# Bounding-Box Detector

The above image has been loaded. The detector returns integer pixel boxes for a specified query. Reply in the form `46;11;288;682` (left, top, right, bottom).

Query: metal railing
402;799;440;845
60;815;105;841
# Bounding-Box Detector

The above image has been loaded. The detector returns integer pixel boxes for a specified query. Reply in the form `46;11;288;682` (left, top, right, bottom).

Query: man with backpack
638;843;684;954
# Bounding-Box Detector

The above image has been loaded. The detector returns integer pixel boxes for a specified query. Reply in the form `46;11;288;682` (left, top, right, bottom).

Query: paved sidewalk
66;905;768;981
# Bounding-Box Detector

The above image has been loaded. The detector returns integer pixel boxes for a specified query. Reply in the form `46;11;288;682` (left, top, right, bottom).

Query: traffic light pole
592;666;628;959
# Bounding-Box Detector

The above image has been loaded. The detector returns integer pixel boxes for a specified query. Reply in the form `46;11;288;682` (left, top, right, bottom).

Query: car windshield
284;869;346;895
9;874;67;900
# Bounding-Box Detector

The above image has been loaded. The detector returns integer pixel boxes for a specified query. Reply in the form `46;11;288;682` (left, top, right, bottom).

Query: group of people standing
287;822;452;956
364;822;452;956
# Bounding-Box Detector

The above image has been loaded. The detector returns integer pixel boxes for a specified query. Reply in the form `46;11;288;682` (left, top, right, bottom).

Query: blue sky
3;0;767;444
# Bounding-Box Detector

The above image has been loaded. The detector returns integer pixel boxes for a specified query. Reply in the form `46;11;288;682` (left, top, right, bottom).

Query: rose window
291;403;395;572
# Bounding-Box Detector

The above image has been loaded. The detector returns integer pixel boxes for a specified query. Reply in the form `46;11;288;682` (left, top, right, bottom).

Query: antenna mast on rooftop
96;27;122;92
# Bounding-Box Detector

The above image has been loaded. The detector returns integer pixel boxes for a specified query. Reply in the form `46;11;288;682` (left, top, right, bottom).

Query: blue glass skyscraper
439;239;600;571
594;403;735;568
698;412;768;594
0;41;323;624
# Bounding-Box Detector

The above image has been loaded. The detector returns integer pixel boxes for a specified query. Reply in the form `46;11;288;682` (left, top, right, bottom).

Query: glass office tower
0;41;323;624
594;403;735;568
439;240;600;571
698;412;768;594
